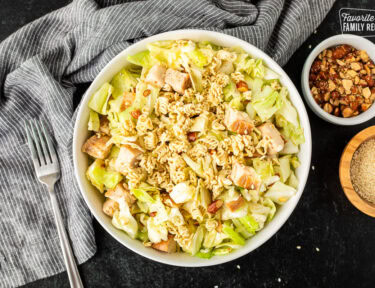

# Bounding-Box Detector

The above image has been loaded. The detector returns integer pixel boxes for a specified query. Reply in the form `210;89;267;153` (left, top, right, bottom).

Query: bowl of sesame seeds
339;126;375;217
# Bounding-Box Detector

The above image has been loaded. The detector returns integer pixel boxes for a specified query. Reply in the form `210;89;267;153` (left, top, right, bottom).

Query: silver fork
24;119;83;288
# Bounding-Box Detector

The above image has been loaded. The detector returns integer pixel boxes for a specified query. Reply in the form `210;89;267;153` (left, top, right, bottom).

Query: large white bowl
301;34;375;125
73;30;312;267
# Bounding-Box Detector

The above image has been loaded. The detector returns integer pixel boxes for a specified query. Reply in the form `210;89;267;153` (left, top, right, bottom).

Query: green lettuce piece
88;82;113;115
222;221;245;245
290;156;300;169
235;54;265;78
264;181;296;205
252;158;274;180
232;218;254;239
229;97;245;111
108;145;120;159
251;85;283;122
187;49;209;67
86;159;122;192
192;226;205;255
136;229;149;242
195;248;213;259
238;215;259;235
263;198;276;222
147;41;180;68
88;110;100;132
110;68;139;99
112;209;138;239
223;80;240;102
287;172;299;189
212;246;232;256
279;156;291;183
275;87;305;145
127;50;156;68
131;183;158;204
246;102;256;119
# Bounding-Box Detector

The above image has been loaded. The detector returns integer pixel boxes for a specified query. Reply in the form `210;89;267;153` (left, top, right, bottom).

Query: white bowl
301;34;375;125
73;30;312;267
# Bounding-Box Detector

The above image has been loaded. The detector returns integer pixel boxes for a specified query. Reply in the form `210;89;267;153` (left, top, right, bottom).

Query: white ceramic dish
301;34;375;125
73;30;312;267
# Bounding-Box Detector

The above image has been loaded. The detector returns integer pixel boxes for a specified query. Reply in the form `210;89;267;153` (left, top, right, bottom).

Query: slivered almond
207;199;224;214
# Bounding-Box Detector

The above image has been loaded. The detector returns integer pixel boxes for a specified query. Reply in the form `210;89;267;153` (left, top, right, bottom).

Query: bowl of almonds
302;34;375;125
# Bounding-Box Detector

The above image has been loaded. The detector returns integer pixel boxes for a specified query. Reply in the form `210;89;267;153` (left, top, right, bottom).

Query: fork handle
49;186;84;288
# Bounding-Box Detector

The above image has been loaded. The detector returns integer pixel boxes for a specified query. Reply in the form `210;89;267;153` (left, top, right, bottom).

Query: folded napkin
0;0;334;286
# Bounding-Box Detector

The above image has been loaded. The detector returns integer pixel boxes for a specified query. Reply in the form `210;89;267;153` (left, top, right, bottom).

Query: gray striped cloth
0;0;334;286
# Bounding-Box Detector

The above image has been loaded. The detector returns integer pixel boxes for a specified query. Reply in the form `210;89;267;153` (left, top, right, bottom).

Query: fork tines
24;119;58;168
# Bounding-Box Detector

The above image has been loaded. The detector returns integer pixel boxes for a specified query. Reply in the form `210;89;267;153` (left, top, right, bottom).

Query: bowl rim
73;29;312;267
339;125;375;217
301;34;375;126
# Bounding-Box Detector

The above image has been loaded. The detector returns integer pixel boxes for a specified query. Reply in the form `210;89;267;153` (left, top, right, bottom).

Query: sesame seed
350;139;375;204
214;286;218;288
314;30;317;34
296;245;301;250
277;278;281;282
312;165;315;170
237;265;241;269
316;247;320;252
309;45;312;49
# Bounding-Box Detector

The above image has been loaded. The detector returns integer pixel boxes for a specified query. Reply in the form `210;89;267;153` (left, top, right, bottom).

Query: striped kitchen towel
0;0;334;286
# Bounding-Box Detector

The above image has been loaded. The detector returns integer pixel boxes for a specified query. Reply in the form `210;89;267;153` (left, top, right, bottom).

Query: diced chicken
226;196;245;212
258;122;284;155
151;235;177;253
114;144;143;173
120;91;135;111
145;64;167;88
231;163;261;190
165;68;191;95
224;107;254;135
102;199;119;217
99;116;110;135
82;135;112;159
105;183;136;206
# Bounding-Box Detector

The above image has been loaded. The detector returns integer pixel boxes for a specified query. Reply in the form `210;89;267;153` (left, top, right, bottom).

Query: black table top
1;0;374;287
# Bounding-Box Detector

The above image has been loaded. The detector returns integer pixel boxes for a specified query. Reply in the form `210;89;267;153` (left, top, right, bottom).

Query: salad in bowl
80;39;305;258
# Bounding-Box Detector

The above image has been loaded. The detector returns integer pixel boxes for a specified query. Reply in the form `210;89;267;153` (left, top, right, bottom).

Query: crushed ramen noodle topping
82;40;305;257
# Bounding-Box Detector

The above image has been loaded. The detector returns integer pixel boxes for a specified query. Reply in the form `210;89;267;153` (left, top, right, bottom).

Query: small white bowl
73;30;312;267
301;34;375;125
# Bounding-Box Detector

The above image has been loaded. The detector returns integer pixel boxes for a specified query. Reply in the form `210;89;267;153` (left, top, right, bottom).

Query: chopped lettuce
86;159;122;192
252;158;274;180
127;50;156;68
182;154;205;178
279;156;291;183
88;110;100;132
191;226;205;255
195;248;213;259
251;85;283;122
223;80;240;102
212;246;233;256
287;172;299;189
222;221;245;245
264;181;296;205
88;82;113;115
187;48;209;67
263;198;276;222
112;204;138;239
110;68;139;99
131;188;155;204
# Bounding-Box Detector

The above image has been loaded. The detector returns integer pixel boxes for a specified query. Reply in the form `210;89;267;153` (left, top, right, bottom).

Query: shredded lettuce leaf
88;82;113;115
264;181;296;205
251;85;283;121
86;159;122;192
88;110;100;132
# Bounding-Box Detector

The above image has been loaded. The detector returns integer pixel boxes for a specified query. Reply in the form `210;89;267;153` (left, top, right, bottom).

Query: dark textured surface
0;0;373;287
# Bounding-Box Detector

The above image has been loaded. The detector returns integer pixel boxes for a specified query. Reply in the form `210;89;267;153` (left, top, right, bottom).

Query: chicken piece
145;64;167;88
258;122;284;155
120;91;136;111
105;183;136;206
224;107;254;135
226;196;245;212
231;163;261;190
99;116;110;135
151;235;177;253
81;135;112;159
114;144;143;173
102;198;119;217
165;68;191;94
